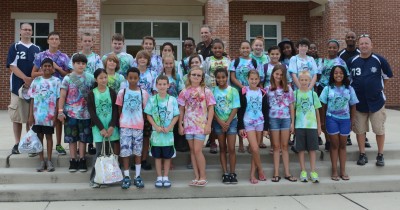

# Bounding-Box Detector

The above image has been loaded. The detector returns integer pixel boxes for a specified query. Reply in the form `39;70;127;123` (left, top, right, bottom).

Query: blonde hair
251;36;265;46
162;54;176;80
185;66;205;88
103;53;120;72
298;70;311;80
135;50;151;66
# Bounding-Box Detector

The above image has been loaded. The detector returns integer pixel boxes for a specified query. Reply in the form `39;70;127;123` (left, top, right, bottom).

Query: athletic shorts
150;146;176;159
64;116;93;144
213;118;238;135
32;125;54;135
269;118;291;131
326;116;351;136
120;128;143;157
295;128;319;151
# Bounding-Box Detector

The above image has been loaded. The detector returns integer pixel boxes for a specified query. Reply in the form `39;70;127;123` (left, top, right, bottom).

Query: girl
182;54;212;88
159;54;184;98
319;65;358;181
178;66;216;187
265;65;297;182
250;36;270;67
308;43;323;72
87;68;120;188
179;37;204;77
212;67;240;184
136;36;163;75
237;70;269;184
203;39;231;88
278;38;296;67
263;46;292;88
161;42;180;76
318;40;348;151
104;53;125;92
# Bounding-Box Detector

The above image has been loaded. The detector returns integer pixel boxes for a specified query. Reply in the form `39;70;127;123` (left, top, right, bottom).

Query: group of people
6;23;392;189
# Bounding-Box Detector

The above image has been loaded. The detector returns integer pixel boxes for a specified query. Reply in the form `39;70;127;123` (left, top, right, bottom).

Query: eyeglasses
190;73;202;77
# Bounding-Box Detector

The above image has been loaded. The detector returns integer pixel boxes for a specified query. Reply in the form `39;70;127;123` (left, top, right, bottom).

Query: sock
124;170;129;177
157;176;163;181
163;176;169;181
135;164;141;178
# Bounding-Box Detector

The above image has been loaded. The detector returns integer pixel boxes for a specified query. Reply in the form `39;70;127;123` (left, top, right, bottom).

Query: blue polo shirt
347;53;393;113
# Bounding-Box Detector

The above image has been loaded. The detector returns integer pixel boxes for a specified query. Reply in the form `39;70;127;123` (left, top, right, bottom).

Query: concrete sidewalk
0;192;399;210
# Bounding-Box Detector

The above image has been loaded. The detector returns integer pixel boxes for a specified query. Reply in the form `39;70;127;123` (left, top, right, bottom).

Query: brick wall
0;0;77;109
77;0;101;54
205;0;230;54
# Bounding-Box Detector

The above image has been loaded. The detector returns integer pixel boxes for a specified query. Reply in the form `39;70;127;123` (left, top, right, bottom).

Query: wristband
58;109;64;112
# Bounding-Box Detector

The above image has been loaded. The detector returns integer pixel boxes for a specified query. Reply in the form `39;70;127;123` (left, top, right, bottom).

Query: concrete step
1;175;400;202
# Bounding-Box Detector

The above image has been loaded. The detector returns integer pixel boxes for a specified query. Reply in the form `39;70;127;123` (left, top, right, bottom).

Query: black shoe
88;143;96;155
222;174;230;184
78;158;87;172
230;173;238;184
376;153;385;166
318;137;323;145
346;136;352;146
357;153;368;166
141;160;152;170
288;139;294;146
291;145;298;154
69;159;78;172
324;141;330;152
11;144;20;154
205;138;211;147
365;138;371;148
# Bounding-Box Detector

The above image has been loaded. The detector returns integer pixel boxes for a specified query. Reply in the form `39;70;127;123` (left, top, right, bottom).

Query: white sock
124;170;129;177
135;164;141;178
163;176;169;181
157;176;162;181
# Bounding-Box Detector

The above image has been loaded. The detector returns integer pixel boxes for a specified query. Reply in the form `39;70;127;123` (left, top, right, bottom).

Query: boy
294;71;322;183
32;31;70;156
102;33;134;77
58;54;94;173
144;75;180;188
116;67;149;189
28;58;61;172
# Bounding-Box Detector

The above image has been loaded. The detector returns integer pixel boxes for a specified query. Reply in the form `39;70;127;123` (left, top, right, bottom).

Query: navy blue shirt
338;48;360;63
6;42;41;96
347;53;393;113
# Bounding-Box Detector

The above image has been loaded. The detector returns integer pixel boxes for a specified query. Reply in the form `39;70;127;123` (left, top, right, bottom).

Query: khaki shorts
353;106;386;135
8;93;29;123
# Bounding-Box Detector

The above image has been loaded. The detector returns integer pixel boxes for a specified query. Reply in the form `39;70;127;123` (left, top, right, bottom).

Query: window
247;22;281;51
15;20;54;51
115;21;188;60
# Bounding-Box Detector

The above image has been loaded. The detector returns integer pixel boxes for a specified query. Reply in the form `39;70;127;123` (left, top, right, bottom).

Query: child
179;37;204;77
32;31;70;156
293;71;322;183
87;68;120;188
28;58;61;172
134;36;163;75
265;64;297;182
212;67;240;184
237;70;269;184
250;36;270;67
104;53;125;92
203;39;231;87
278;38;296;67
319;65;358;181
116;67;149;189
182;54;212;88
102;33;135;77
158;54;184;98
178;66;216;187
263;46;292;88
161;42;180;76
144;75;180;188
58;54;94;172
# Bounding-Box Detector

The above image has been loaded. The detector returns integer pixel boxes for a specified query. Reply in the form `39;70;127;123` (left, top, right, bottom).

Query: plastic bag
94;138;123;184
18;129;43;154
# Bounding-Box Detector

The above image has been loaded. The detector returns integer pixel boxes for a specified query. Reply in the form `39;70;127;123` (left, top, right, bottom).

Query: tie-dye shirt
107;73;125;92
212;86;240;121
68;52;103;75
28;76;61;126
153;74;184;98
133;53;163;75
144;94;180;146
319;85;359;119
139;68;157;96
61;72;94;119
116;88;149;129
33;50;70;80
203;56;231;87
318;57;348;87
177;86;216;134
263;63;292;87
265;85;294;119
250;52;270;67
229;57;264;88
293;89;321;129
288;55;318;89
243;87;264;127
102;52;134;77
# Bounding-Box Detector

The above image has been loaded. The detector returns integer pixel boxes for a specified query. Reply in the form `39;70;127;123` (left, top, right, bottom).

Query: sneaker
155;180;163;188
210;142;218;154
222;174;230;184
290;145;298;154
376;153;385;166
69;159;78;172
28;153;38;157
300;171;308;182
36;161;46;172
346;136;352;146
324;141;330;152
88;143;96;155
134;176;145;188
357;153;368;166
47;160;55;172
78;158;87;172
163;180;171;188
365;138;371;148
56;145;67;155
121;176;131;189
11;144;20;154
310;171;319;183
318;137;323;145
90;181;101;188
230;173;238;184
141;160;152;170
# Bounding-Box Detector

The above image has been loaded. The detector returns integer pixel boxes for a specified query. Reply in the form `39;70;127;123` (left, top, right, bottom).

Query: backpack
233;58;258;70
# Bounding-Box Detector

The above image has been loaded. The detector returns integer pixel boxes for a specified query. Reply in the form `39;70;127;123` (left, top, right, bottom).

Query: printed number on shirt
351;68;361;76
17;51;26;60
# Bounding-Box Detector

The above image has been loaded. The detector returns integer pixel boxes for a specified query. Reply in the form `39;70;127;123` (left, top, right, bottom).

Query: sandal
271;176;281;182
250;178;259;184
284;175;298;182
331;176;340;181
259;143;267;148
258;172;267;181
189;180;198;186
340;175;350;181
196;180;208;187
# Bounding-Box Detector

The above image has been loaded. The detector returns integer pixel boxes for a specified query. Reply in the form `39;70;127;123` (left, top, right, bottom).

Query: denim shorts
185;134;206;141
245;123;264;132
326;116;351;136
212;118;238;135
269;118;291;131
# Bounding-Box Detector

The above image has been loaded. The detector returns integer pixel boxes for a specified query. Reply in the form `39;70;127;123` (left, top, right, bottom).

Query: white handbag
18;129;43;154
94;137;123;184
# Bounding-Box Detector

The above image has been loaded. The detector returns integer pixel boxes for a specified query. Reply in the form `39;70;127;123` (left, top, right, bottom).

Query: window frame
14;19;54;49
246;21;282;50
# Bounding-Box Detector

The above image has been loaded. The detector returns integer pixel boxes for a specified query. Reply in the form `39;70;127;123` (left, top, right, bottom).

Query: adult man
7;23;41;154
347;34;393;166
196;25;215;59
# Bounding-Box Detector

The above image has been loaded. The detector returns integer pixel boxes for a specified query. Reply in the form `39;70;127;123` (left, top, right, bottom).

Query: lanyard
155;94;169;128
